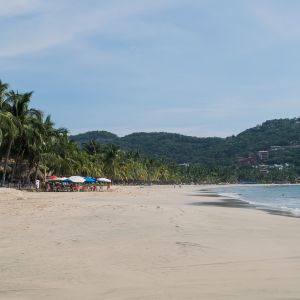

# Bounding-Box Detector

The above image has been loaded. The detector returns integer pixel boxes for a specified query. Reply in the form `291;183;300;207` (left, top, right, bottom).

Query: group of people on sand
43;181;111;192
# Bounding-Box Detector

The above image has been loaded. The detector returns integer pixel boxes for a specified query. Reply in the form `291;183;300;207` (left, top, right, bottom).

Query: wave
215;189;300;217
277;206;300;217
218;192;248;202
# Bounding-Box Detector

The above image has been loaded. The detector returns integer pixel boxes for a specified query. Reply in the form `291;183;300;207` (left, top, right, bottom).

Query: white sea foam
212;185;300;217
278;206;300;217
218;192;245;201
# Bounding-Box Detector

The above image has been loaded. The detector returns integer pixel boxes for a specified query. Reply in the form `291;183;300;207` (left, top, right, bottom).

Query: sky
1;0;300;137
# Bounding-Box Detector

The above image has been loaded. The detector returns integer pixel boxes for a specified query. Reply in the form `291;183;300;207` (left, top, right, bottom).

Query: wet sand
192;189;300;218
0;185;300;299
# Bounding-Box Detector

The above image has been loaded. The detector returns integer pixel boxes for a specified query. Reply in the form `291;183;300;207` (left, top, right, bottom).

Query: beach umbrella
47;175;58;180
63;179;72;183
56;177;68;181
97;177;112;183
84;177;96;183
68;176;85;183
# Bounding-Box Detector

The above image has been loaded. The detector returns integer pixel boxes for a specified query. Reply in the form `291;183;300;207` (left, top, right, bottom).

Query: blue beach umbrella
63;179;72;183
84;177;97;183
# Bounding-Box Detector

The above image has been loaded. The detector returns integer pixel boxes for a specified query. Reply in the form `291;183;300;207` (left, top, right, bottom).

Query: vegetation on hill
73;131;118;144
71;118;300;167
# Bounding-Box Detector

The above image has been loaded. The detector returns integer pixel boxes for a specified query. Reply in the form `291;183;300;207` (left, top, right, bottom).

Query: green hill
71;131;119;144
70;118;300;166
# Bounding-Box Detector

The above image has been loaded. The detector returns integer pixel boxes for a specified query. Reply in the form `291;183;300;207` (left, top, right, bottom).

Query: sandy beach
0;185;300;300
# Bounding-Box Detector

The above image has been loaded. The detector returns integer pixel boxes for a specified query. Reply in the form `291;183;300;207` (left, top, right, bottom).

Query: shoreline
193;185;300;218
1;185;300;299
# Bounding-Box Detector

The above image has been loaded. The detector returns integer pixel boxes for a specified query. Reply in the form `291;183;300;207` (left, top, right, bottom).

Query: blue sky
1;0;300;137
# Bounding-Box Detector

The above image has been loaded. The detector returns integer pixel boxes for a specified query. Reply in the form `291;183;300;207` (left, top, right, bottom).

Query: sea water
212;184;300;216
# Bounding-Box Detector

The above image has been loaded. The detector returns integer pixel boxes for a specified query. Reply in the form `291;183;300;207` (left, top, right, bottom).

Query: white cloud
0;0;182;57
248;1;300;40
0;0;45;17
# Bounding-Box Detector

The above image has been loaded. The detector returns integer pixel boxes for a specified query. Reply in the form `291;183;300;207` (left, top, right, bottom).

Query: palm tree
0;89;29;185
10;107;43;183
24;113;54;182
103;144;121;180
0;81;11;147
83;139;102;155
44;131;81;176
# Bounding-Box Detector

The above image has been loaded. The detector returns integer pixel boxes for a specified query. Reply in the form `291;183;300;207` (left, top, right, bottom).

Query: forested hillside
71;118;300;166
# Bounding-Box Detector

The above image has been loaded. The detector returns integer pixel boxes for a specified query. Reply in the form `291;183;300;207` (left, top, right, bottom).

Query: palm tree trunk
26;160;34;185
34;161;39;182
1;137;13;186
16;149;26;184
10;147;23;183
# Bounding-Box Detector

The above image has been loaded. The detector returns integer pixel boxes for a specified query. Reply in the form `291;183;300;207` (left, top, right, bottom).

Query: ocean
212;184;300;217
